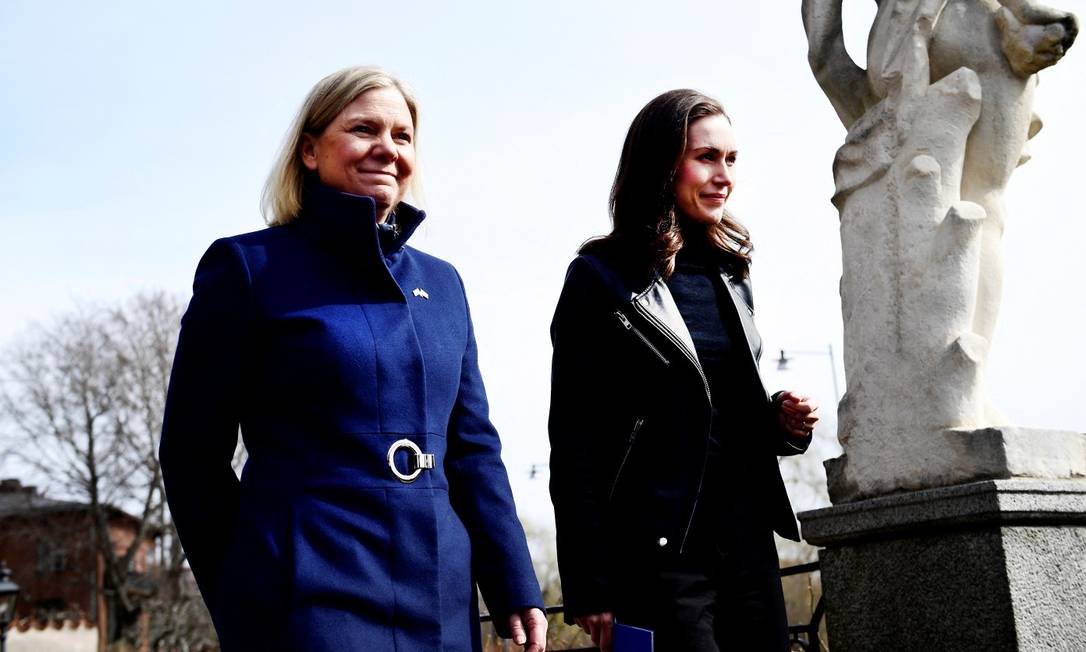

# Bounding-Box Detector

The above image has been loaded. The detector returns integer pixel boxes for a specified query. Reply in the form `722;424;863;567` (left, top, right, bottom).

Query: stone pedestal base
799;479;1086;651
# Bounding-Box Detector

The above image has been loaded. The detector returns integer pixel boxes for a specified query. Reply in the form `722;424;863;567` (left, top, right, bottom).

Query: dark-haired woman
548;89;818;652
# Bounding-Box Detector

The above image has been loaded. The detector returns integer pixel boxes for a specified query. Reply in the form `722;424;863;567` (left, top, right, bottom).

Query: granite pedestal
799;479;1086;651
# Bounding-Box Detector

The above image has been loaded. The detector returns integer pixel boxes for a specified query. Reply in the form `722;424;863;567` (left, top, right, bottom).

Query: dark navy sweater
666;240;765;545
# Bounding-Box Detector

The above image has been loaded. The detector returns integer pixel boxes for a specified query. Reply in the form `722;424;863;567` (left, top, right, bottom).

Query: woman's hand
574;612;614;652
508;607;548;651
776;390;819;438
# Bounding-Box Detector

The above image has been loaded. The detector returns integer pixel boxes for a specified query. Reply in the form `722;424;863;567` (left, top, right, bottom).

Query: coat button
657;537;668;547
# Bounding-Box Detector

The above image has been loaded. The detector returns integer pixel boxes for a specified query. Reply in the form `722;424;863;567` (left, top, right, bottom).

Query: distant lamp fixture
0;561;19;652
775;345;841;405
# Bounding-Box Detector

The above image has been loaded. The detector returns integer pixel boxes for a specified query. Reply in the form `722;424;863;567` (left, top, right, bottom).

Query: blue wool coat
160;185;543;651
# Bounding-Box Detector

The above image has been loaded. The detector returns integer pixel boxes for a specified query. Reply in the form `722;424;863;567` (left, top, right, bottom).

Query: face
301;86;415;222
672;114;737;227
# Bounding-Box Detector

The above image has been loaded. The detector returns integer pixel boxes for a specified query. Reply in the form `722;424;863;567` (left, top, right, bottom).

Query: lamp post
0;561;20;652
776;344;841;405
528;463;548;480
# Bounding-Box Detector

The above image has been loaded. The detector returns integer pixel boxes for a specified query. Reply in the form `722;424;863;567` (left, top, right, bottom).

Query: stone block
799;479;1086;651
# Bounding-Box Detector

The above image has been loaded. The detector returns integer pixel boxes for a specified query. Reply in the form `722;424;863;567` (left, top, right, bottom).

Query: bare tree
0;292;217;649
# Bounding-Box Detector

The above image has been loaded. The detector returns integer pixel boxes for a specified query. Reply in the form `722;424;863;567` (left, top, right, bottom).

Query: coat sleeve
159;238;249;605
547;257;621;620
741;273;813;458
444;271;544;637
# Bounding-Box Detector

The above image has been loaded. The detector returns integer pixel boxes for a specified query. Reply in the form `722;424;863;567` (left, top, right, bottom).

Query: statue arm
802;0;878;128
994;0;1078;76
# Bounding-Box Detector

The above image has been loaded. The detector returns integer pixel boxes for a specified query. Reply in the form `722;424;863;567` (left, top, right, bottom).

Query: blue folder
613;622;654;652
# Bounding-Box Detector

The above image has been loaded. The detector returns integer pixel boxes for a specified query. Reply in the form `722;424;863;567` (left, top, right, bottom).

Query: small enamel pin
412;288;430;300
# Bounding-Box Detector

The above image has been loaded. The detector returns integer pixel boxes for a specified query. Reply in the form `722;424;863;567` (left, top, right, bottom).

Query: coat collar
298;180;426;261
580;249;762;370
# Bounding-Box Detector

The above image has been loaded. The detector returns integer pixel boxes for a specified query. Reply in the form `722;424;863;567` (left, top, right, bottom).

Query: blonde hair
261;66;419;226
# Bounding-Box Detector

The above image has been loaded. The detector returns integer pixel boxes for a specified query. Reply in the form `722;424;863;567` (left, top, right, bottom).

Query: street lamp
776;344;841;405
0;561;19;652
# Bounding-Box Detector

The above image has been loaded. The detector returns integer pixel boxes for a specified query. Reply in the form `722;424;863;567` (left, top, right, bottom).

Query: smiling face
300;86;416;222
672;113;737;227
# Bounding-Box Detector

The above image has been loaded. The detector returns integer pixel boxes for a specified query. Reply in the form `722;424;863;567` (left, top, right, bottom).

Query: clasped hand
574;612;614;652
776;390;819;438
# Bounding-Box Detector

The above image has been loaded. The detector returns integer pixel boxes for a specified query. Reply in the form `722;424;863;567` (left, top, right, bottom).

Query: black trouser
613;528;789;652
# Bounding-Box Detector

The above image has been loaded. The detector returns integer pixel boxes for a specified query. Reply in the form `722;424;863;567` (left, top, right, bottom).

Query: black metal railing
479;605;594;651
478;604;570;624
780;561;825;652
480;561;825;651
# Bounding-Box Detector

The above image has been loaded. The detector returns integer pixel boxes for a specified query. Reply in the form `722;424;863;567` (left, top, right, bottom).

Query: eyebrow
342;115;413;130
691;146;738;155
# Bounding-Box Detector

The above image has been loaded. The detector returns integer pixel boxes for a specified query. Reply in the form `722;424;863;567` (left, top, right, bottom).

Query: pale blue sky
2;1;1083;525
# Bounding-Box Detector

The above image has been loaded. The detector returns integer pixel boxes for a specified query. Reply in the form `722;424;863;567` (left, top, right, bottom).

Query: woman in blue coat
160;66;546;651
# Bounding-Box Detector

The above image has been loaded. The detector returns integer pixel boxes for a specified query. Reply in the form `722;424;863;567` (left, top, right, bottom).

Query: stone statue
802;0;1082;501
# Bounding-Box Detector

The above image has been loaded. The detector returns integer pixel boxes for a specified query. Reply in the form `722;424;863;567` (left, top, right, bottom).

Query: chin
361;187;396;204
692;213;725;226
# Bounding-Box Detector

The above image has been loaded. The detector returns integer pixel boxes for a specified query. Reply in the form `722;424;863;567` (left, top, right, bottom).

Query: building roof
0;478;142;527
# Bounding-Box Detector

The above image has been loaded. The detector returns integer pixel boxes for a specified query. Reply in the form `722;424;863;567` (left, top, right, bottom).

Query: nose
714;163;733;188
371;131;399;163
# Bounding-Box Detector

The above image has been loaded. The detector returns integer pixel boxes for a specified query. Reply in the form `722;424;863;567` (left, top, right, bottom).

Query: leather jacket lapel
632;280;698;363
720;273;762;363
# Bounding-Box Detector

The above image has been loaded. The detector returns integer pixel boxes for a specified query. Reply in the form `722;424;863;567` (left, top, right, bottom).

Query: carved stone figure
802;0;1082;501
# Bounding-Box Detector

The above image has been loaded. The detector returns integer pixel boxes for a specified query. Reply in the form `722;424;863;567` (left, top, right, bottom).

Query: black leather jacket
548;249;810;618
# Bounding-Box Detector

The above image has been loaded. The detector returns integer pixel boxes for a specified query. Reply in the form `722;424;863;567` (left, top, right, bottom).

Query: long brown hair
581;89;753;279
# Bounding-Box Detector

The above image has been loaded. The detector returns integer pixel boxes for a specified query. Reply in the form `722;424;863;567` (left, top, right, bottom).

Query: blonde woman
160;66;545;651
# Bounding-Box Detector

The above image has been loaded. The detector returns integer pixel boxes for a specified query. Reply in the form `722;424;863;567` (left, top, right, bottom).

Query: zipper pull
615;311;633;329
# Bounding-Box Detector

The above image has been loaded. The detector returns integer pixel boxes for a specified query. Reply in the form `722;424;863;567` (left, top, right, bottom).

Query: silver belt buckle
387;439;435;484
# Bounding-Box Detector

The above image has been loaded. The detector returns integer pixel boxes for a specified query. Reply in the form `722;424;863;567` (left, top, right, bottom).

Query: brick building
0;478;157;651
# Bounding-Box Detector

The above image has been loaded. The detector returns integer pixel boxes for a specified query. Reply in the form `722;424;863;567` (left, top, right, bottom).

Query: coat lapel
720;273;762;363
632;281;699;363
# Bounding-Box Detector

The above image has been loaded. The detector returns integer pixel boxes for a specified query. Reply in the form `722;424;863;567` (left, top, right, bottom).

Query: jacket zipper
608;417;645;503
614;311;670;365
631;304;710;402
631;302;713;554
